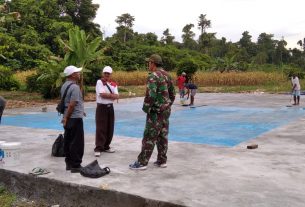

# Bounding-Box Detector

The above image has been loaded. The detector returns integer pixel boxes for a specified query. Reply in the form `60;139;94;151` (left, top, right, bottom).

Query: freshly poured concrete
1;93;305;207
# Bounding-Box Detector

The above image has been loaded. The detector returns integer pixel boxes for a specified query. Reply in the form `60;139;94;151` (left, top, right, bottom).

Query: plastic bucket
180;97;187;105
0;141;6;166
0;142;21;167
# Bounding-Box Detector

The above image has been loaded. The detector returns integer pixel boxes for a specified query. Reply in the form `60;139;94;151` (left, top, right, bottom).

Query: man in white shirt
94;66;119;157
291;74;301;105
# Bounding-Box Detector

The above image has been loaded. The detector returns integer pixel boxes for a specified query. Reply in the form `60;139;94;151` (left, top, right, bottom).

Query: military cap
145;54;163;64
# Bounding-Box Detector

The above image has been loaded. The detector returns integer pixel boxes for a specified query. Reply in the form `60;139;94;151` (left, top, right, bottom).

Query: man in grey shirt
60;65;84;173
0;96;6;124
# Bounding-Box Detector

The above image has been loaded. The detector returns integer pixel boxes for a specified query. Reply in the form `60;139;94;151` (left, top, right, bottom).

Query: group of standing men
60;54;175;171
2;55;301;173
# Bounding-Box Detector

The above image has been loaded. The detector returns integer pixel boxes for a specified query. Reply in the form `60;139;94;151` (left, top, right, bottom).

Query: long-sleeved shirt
142;68;175;114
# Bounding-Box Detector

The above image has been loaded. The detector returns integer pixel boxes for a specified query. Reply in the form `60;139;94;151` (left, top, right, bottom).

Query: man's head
102;66;113;80
64;65;82;81
145;54;163;71
182;72;186;76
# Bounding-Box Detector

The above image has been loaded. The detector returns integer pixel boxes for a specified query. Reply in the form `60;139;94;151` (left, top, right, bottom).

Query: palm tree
198;14;211;35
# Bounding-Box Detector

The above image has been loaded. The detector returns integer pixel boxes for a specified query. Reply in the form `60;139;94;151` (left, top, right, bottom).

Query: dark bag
56;83;74;115
80;160;110;178
51;134;65;157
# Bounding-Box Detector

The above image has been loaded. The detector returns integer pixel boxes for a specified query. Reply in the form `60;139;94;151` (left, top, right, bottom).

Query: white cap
103;66;113;74
182;72;186;75
64;65;82;77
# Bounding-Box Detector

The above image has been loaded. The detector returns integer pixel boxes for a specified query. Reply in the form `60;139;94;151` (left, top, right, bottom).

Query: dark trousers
64;118;84;167
0;106;4;124
95;103;114;152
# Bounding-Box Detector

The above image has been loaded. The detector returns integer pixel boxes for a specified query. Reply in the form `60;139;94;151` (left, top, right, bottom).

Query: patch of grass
0;90;44;101
0;186;48;207
0;186;16;207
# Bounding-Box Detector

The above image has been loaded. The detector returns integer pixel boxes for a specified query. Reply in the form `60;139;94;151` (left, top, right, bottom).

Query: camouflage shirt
142;68;175;114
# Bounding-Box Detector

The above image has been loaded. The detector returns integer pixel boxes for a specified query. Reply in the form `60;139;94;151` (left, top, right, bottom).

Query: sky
92;0;305;49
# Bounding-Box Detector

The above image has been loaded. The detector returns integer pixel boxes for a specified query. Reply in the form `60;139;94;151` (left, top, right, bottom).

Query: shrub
0;65;20;90
283;65;305;79
177;59;199;77
26;60;65;98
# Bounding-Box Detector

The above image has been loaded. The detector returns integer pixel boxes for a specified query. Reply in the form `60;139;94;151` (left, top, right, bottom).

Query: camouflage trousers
137;109;171;165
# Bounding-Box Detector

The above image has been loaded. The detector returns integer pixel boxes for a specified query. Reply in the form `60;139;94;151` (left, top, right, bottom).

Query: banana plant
58;26;103;92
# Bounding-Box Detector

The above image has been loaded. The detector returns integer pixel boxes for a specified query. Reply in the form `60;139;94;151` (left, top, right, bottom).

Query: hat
145;54;163;64
182;72;186;75
64;65;82;77
102;66;113;74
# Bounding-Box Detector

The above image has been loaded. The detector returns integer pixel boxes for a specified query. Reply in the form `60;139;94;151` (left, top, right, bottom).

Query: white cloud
93;0;305;48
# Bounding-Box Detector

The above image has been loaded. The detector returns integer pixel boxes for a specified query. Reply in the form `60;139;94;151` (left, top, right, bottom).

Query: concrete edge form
0;169;186;207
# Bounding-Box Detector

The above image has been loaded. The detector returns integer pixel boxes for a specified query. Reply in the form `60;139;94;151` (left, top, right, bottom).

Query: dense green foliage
1;1;305;97
0;65;20;90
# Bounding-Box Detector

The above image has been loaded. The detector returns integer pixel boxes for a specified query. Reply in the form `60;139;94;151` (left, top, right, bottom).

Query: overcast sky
93;0;305;49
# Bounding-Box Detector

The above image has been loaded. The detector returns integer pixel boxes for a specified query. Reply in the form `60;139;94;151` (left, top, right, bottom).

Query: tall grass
111;71;287;87
13;70;36;85
111;71;149;86
194;71;286;86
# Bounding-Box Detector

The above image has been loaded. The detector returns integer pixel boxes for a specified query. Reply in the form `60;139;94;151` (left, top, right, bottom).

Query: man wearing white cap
60;65;85;173
94;66;119;157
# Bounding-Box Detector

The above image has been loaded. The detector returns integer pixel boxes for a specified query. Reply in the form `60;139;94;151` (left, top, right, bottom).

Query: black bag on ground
52;134;65;157
80;160;110;178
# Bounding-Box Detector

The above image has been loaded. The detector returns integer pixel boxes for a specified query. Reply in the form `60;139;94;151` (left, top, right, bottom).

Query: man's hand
83;112;87;117
61;117;68;127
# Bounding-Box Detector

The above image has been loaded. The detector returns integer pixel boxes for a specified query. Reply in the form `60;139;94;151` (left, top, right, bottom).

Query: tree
143;32;159;46
208;37;228;58
257;33;276;64
198;32;216;54
0;1;21;32
198;14;211;35
58;0;101;37
115;13;135;43
161;28;175;45
297;38;305;51
182;24;197;50
212;55;238;73
238;31;257;59
59;26;103;90
274;38;289;65
177;59;199;80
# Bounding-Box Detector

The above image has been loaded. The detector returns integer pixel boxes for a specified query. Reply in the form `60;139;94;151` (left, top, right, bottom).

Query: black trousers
0;106;4;124
95;103;114;152
64;118;84;167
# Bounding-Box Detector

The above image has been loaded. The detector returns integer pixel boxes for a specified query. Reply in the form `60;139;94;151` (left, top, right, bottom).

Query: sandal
29;167;50;176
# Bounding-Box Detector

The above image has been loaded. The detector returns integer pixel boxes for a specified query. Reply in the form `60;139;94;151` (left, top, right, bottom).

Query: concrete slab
1;93;305;207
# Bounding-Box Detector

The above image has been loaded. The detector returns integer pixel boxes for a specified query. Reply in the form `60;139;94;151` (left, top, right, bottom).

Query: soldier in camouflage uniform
129;54;175;170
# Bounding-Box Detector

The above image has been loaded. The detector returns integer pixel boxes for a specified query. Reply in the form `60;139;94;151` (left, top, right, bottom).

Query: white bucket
0;142;21;167
180;97;187;105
